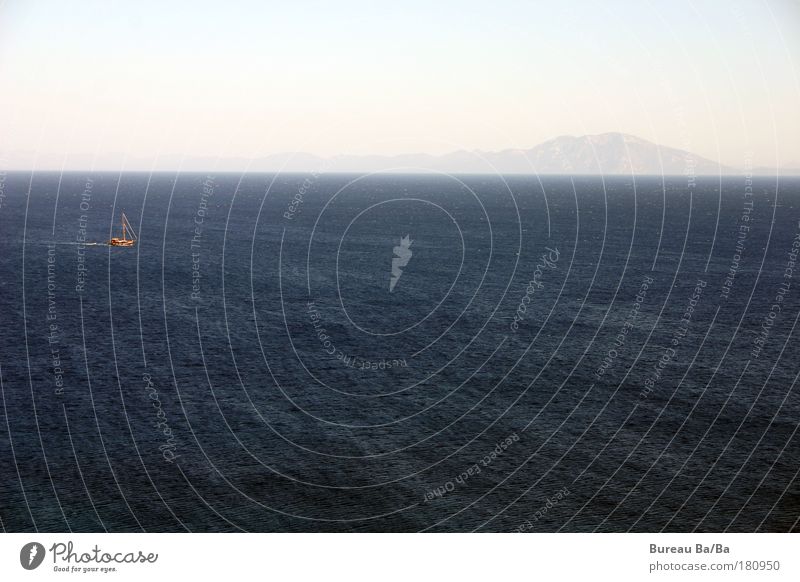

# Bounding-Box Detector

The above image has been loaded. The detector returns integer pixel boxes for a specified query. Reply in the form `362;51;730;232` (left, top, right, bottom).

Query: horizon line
3;169;800;178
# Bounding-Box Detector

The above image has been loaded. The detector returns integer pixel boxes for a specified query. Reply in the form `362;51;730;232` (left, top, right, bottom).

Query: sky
0;0;798;170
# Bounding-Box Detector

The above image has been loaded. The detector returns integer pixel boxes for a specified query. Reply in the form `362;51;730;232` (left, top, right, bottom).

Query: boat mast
123;213;137;241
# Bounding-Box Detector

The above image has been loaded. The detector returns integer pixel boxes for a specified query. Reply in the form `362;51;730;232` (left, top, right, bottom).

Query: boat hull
109;238;135;247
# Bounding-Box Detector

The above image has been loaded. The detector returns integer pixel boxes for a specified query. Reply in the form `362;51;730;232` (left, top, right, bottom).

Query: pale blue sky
0;0;798;169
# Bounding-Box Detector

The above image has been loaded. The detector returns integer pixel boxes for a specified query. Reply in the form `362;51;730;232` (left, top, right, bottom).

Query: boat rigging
109;213;137;247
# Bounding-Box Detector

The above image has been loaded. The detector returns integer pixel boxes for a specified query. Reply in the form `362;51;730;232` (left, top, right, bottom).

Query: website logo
20;542;46;570
389;234;413;292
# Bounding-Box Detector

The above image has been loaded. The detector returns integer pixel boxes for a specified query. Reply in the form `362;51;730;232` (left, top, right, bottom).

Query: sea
0;171;798;532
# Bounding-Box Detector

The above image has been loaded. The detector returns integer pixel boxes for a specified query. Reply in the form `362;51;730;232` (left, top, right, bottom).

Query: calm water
0;171;798;532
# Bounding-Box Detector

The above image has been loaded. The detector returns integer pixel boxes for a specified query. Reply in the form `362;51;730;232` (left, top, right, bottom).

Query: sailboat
109;213;137;247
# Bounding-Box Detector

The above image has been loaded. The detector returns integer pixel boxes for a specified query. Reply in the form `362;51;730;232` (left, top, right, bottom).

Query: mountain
233;132;735;175
487;132;733;175
3;133;783;174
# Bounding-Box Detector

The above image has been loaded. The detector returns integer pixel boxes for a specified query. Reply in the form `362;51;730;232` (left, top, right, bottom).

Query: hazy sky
0;0;798;170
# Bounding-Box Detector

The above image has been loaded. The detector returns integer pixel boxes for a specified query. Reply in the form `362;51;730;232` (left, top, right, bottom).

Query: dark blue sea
0;171;798;532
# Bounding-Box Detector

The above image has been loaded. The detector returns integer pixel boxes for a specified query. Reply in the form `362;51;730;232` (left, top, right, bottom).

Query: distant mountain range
5;133;798;174
251;132;736;175
163;133;795;175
